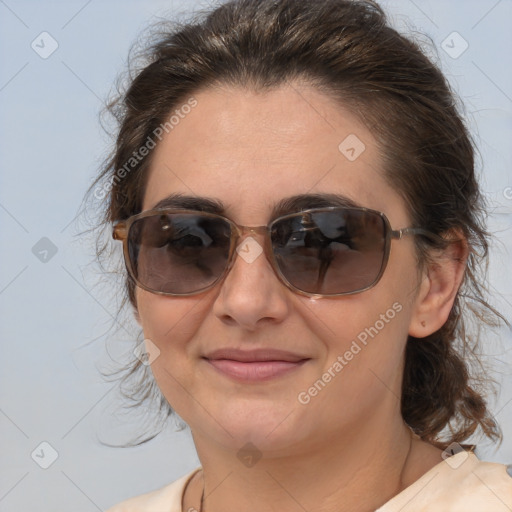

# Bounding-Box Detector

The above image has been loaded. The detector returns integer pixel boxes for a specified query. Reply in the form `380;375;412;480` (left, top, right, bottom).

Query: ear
408;232;468;338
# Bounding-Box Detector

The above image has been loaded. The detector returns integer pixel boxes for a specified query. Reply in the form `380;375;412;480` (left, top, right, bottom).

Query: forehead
143;83;406;226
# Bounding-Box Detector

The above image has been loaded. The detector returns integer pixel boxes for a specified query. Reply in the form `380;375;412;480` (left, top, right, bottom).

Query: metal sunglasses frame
112;206;433;298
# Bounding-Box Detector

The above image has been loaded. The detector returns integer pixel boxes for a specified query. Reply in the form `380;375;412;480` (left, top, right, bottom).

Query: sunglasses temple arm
391;227;449;244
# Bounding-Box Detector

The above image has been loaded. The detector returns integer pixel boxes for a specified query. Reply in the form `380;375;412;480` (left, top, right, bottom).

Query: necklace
199;485;204;512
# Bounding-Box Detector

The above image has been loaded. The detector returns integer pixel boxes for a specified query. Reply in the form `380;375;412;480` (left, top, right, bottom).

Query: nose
212;233;290;331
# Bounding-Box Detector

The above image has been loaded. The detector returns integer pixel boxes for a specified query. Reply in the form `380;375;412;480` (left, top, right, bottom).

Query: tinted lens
128;213;232;294
271;209;387;295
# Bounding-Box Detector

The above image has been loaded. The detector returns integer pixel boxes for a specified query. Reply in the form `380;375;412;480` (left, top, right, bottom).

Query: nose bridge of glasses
238;224;268;237
232;224;271;256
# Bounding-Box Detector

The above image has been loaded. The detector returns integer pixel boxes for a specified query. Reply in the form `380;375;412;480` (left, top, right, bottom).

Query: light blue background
0;0;511;510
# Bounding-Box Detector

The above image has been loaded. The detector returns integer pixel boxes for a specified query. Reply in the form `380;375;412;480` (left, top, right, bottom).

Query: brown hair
89;0;505;447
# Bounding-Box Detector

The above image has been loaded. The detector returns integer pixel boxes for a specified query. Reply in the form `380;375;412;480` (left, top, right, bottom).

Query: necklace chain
198;482;204;512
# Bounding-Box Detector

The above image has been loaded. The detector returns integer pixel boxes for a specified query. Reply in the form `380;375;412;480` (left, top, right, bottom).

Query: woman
93;0;512;510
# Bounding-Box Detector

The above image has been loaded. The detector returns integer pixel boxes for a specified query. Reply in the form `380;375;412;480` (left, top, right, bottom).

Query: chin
193;398;313;454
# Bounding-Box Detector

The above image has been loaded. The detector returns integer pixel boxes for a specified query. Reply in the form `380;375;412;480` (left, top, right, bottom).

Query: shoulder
378;453;512;512
105;468;201;512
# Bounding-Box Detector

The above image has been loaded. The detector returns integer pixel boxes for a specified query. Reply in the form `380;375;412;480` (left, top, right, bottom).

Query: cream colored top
106;452;512;512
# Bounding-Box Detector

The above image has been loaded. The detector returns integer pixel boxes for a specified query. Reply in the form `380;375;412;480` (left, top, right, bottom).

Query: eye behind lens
126;212;234;295
270;208;388;295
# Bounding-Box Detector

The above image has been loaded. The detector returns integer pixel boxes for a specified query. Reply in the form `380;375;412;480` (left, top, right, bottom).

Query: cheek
137;290;209;388
135;289;211;358
307;293;409;375
135;290;211;414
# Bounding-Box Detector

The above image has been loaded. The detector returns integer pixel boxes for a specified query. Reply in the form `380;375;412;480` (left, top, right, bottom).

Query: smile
202;348;310;382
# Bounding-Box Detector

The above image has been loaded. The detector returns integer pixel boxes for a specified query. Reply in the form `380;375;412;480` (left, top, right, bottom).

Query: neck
189;416;418;512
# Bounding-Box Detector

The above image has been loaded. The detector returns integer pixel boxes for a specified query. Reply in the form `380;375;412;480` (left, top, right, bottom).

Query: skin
135;82;467;512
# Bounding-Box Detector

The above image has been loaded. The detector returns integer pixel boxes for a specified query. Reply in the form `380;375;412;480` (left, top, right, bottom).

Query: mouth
202;348;311;382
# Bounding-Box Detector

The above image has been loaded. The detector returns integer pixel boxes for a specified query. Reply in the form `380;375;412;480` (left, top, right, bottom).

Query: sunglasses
112;207;428;297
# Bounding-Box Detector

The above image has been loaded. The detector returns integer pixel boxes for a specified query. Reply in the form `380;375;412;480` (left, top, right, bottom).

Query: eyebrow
149;193;363;219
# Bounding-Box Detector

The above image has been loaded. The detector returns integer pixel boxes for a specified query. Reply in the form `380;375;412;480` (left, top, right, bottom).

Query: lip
204;348;309;362
203;348;310;382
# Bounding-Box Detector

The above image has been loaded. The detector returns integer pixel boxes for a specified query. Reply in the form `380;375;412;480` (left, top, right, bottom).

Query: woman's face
136;83;423;454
